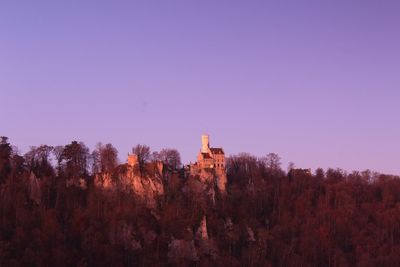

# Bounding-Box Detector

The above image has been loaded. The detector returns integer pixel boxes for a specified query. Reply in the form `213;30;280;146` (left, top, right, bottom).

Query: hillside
1;137;400;266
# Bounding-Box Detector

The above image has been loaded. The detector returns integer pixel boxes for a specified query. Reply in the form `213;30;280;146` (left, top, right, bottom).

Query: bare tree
61;141;90;178
91;148;100;174
262;153;281;171
92;143;119;173
24;145;54;177
315;168;325;179
132;144;151;173
287;162;295;173
226;153;258;185
25;145;53;166
52;145;64;174
158;148;181;170
151;151;160;161
0;136;12;184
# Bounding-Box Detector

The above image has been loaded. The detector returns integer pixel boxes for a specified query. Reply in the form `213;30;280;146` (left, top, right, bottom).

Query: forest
1;136;400;267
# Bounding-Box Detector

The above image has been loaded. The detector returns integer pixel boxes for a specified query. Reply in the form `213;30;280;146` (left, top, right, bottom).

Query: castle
196;134;225;170
190;134;227;193
126;134;227;193
127;153;138;167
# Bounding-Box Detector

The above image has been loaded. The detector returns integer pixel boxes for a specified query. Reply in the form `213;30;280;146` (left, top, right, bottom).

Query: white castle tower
192;134;227;193
201;134;210;153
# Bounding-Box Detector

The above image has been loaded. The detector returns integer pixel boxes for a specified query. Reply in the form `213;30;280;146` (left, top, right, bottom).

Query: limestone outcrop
95;162;164;208
28;172;41;205
168;239;198;263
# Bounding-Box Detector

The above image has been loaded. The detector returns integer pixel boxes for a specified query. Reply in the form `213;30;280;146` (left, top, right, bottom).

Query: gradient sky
1;1;400;174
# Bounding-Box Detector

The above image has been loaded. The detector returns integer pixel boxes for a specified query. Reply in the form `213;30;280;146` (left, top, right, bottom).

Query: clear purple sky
1;1;400;174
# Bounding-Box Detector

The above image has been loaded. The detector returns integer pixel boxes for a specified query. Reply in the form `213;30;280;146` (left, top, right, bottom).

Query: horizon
3;134;398;176
1;1;400;175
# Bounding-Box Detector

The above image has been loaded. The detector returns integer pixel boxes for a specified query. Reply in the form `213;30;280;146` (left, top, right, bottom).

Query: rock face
94;172;113;189
168;239;198;263
190;134;227;194
225;218;234;232
195;216;218;260
183;175;216;205
196;216;209;241
198;169;214;184
247;226;256;242
183;168;225;206
95;162;164;208
66;177;87;189
109;220;141;251
122;167;164;208
195;168;226;195
28;172;41;205
216;170;227;193
167;216;219;264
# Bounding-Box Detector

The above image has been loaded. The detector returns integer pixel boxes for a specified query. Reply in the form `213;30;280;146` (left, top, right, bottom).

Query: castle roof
201;152;212;159
210;148;224;155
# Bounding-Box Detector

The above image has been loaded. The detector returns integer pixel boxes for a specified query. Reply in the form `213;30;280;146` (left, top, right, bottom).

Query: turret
201;134;209;153
127;153;138;167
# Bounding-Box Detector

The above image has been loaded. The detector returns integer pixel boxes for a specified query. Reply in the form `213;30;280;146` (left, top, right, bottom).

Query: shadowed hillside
1;136;400;266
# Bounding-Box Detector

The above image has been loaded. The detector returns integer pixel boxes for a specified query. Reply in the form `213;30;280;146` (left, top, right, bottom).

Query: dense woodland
1;136;400;266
